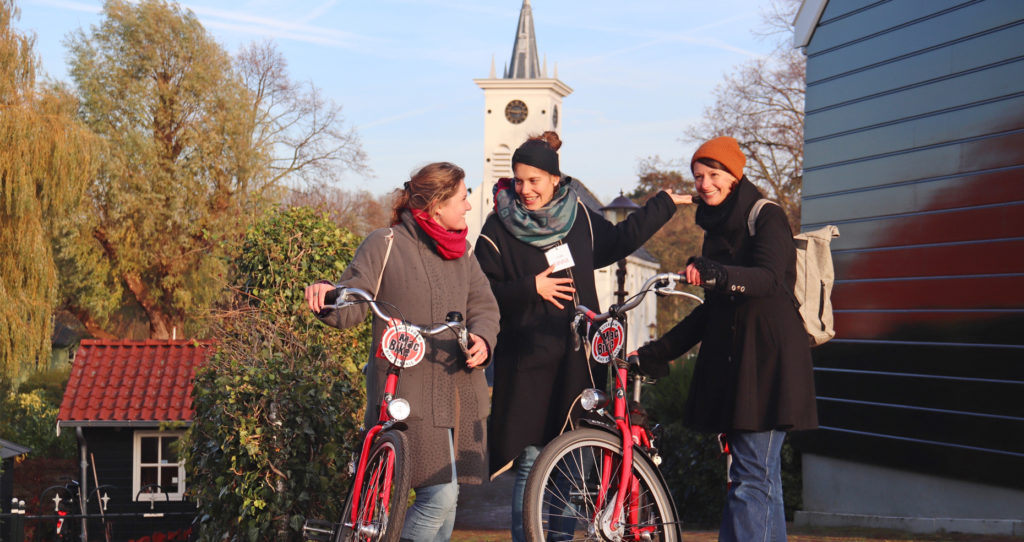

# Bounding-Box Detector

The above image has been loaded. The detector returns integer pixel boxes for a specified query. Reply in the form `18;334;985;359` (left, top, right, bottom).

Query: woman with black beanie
474;131;689;542
636;136;818;542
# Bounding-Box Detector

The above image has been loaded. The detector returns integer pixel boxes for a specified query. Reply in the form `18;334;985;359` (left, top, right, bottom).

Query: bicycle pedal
301;518;337;542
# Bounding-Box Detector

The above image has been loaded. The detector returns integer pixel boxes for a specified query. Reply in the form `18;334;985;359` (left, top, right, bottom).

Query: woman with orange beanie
636;136;818;541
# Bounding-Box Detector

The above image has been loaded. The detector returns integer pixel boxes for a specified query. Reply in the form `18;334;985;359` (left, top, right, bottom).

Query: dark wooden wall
84;428;195;541
797;0;1024;489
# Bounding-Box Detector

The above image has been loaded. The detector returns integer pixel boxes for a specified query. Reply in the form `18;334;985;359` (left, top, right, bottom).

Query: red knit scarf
411;208;467;260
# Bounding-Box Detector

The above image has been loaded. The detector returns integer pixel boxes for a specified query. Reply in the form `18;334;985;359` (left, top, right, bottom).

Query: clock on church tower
505;99;528;124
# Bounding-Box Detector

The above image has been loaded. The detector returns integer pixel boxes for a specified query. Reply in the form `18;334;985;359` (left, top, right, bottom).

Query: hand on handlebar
466;333;489;368
536;265;575;310
684;257;727;289
305;281;336;313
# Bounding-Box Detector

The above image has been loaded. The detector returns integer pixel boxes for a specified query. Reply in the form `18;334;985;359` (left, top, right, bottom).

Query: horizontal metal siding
799;0;1024;488
806;1;1019;79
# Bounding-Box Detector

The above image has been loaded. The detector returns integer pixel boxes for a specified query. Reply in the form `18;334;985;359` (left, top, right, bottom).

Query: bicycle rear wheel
523;427;679;542
336;430;411;542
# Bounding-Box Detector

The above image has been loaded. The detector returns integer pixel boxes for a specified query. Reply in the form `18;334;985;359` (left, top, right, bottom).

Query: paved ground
454;471;515;531
452;472;1023;542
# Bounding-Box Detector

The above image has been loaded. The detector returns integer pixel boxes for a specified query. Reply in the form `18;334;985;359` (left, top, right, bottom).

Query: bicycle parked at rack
523;272;703;542
303;286;472;542
37;478;116;542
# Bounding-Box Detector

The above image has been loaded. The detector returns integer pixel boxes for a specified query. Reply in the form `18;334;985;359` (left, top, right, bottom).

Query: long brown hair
390;162;465;225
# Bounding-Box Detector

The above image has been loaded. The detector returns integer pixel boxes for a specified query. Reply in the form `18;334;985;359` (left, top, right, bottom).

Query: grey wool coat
319;210;500;487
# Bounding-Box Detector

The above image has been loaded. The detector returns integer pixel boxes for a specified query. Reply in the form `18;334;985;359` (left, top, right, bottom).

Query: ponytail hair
391;162;466;225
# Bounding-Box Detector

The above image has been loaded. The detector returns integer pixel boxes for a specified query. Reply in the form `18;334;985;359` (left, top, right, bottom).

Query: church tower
467;0;572;241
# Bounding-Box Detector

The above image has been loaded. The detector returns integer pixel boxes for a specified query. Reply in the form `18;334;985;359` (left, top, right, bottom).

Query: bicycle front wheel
523;427;679;542
336;430;411;542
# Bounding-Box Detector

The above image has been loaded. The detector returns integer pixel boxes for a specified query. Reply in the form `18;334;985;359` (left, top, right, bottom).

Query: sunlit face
692;162;738;207
513;163;560;211
431;180;471;231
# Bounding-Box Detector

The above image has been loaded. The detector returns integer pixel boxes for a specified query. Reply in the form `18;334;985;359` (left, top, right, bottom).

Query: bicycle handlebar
575;272;704;324
322;286;471;355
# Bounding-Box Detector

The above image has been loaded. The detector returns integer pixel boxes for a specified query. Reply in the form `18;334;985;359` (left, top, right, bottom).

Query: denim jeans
401;430;458;542
719;430;787;542
510;445;540;542
510;444;582;542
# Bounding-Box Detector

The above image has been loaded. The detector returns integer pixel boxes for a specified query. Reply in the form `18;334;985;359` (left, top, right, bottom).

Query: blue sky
15;0;787;203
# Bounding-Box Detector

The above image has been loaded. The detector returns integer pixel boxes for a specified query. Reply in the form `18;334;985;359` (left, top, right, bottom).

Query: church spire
506;0;542;79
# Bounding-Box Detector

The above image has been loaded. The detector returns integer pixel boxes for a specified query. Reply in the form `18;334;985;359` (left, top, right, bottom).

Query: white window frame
132;430;186;502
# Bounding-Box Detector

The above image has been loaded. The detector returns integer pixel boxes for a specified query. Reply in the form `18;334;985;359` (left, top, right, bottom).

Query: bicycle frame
311;286;470;541
572;272;702;540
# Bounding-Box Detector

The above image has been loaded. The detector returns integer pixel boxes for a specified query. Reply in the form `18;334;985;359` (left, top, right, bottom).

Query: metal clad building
793;0;1024;533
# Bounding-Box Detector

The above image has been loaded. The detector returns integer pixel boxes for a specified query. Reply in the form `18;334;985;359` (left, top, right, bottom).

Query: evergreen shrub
184;207;371;541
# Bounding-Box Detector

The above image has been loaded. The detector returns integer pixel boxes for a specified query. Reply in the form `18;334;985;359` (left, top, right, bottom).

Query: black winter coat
637;178;818;433
476;188;676;476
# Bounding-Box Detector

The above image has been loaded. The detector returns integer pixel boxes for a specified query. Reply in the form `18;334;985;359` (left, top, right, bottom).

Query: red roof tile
58;339;212;424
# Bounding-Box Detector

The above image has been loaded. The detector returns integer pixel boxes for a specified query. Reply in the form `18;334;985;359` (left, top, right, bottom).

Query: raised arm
592;190;678;269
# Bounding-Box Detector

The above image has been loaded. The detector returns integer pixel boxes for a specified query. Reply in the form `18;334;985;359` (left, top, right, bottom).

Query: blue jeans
511;445;579;542
719;430;787;542
401;430;458;542
511;445;540;542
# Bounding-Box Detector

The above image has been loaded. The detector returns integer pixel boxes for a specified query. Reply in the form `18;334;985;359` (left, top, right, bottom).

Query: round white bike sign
380;319;426;368
591;319;625;364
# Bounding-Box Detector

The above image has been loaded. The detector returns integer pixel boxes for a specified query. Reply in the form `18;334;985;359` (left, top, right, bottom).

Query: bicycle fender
577;415;618;434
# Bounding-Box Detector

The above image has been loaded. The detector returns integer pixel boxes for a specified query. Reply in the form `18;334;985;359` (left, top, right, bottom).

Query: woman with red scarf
306;162;499;542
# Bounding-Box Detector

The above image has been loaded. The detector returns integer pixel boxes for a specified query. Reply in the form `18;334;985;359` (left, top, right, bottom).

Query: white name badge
545;244;575;272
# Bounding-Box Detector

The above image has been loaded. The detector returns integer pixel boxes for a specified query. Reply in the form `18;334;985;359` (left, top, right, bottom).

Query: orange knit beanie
691;136;745;180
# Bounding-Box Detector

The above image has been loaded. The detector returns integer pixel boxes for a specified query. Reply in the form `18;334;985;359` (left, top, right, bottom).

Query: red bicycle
523;272;702;542
303;286;471;542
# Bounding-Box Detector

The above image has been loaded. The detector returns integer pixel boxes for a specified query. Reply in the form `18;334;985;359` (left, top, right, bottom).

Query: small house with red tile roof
57;339;211;541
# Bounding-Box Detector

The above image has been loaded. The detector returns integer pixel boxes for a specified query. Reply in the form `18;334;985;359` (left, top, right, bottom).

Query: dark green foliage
642;354;804;527
184;207;371;541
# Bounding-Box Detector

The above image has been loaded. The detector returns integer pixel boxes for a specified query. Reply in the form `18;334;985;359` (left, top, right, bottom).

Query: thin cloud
182;3;369;47
27;0;100;14
297;0;339;24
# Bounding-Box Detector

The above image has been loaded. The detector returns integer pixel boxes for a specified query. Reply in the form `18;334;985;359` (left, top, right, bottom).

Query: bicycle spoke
525;429;679;542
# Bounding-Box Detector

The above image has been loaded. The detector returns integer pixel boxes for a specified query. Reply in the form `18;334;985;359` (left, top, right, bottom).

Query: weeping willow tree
0;0;100;384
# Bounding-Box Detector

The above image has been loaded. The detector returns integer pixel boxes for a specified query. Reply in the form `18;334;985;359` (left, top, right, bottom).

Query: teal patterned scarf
493;177;579;248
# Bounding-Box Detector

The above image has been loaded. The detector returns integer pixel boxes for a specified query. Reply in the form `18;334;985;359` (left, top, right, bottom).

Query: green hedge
184;207;371;541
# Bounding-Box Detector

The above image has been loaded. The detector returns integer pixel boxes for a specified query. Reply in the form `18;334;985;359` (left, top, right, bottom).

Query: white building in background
468;0;661;352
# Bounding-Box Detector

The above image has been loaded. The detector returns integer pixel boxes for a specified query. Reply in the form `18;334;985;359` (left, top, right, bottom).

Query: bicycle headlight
387;398;411;421
580;388;609;411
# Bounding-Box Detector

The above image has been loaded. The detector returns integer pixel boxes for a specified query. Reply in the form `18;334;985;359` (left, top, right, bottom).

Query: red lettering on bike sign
591;320;624;364
380;319;426;368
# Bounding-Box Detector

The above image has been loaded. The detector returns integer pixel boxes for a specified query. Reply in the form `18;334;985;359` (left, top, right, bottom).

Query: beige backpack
748;199;840;347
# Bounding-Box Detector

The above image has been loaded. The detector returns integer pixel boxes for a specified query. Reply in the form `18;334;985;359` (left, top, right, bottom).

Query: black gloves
633;351;670;379
687;257;728;290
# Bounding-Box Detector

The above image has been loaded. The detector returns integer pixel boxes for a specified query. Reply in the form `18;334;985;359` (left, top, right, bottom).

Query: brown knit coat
319;211;500;487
